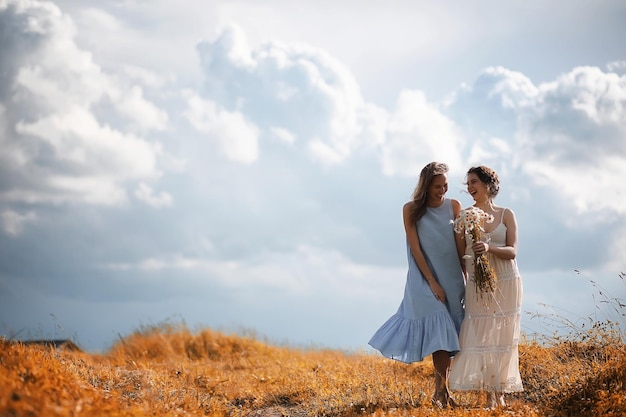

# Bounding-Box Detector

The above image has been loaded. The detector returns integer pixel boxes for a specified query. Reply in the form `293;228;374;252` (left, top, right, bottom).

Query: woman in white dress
449;165;524;408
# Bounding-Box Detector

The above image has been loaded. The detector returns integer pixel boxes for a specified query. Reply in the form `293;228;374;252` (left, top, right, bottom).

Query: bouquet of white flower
454;207;498;296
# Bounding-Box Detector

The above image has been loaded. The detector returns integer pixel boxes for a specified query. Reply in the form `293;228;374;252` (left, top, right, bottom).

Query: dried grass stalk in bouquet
454;207;498;296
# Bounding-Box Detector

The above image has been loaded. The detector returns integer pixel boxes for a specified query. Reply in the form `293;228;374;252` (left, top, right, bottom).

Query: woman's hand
472;241;489;255
429;281;447;303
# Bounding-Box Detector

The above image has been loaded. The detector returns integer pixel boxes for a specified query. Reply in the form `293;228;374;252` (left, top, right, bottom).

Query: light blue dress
369;198;465;363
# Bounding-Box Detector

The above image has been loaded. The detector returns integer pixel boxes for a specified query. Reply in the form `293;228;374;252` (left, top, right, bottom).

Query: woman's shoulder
447;198;461;214
402;201;415;216
496;205;515;215
497;206;517;223
448;198;462;208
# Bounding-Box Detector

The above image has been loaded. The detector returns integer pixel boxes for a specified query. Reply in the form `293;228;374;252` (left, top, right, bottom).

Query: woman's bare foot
431;390;447;409
445;390;459;408
485;392;506;409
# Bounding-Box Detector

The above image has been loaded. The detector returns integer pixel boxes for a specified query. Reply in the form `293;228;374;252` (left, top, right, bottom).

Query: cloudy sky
1;0;625;353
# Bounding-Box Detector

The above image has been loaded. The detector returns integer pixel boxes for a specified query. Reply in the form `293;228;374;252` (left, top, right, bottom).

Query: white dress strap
499;208;506;225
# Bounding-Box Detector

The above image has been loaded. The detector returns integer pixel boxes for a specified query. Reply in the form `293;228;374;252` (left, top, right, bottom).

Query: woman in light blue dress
369;162;466;408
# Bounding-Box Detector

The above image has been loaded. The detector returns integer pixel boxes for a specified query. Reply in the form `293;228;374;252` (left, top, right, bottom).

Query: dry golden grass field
2;275;625;417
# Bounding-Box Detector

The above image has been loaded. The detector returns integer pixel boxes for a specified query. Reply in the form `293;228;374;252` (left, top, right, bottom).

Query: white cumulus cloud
449;64;626;216
1;209;37;236
0;0;169;207
195;24;383;166
134;182;173;208
183;90;259;164
382;90;465;176
518;66;626;215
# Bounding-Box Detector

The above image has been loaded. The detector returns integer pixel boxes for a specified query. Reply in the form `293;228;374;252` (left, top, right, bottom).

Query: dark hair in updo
467;165;500;198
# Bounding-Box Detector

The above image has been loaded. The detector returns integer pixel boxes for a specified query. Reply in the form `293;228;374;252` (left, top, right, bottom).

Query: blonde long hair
410;162;449;224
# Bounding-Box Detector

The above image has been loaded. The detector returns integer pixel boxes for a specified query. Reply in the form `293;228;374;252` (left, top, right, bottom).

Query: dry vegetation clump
0;338;144;416
1;321;624;417
104;324;441;416
517;321;625;417
0;326;438;417
516;272;626;417
1;273;624;417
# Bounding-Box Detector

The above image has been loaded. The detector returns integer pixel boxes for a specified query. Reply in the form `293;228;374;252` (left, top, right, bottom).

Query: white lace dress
449;210;524;393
